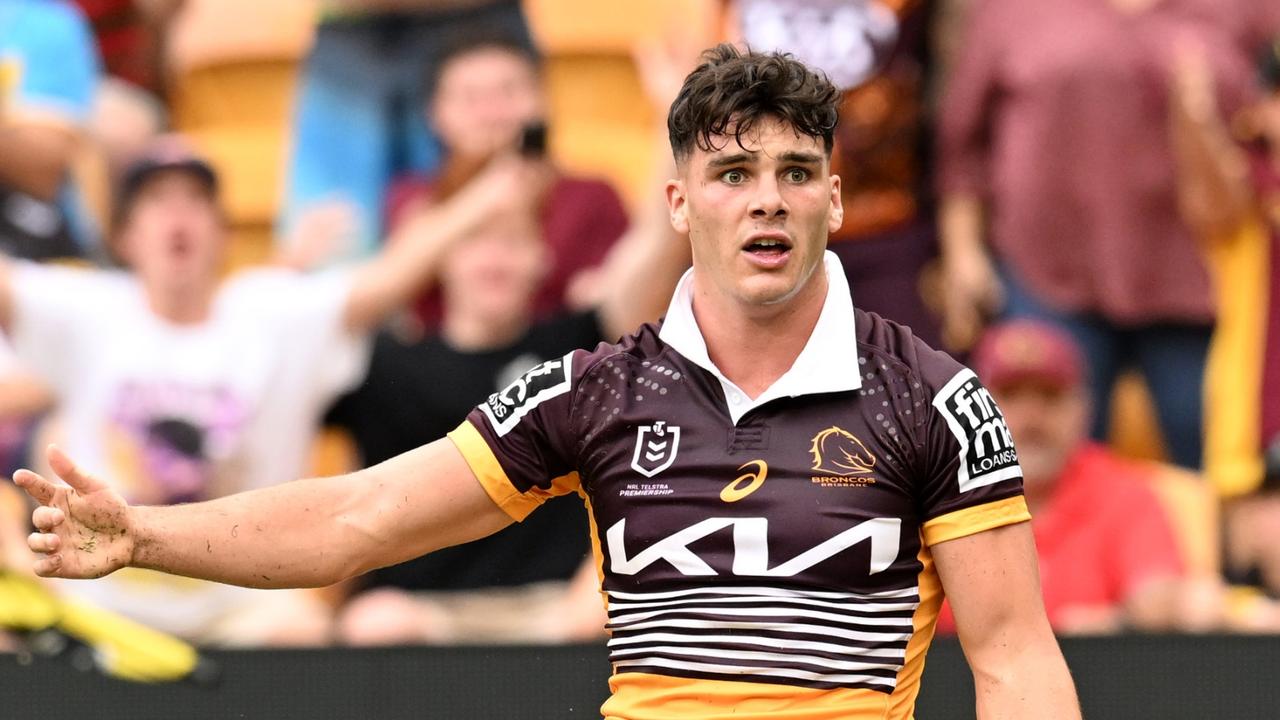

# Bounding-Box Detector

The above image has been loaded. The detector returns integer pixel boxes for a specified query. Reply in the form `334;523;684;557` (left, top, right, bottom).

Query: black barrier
2;636;1278;719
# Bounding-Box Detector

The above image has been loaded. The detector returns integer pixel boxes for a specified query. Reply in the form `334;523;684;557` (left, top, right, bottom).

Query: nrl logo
809;426;877;485
631;421;681;478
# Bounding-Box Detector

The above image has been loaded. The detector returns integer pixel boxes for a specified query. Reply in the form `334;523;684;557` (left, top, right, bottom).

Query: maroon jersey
448;256;1029;719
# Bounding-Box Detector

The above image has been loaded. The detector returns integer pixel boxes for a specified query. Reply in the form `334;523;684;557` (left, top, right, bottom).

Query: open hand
13;445;134;579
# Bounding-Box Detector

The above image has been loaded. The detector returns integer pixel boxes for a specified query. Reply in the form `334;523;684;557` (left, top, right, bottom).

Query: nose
748;173;787;220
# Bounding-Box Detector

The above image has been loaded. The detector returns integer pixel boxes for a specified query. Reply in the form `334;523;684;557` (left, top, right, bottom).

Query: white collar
659;251;862;424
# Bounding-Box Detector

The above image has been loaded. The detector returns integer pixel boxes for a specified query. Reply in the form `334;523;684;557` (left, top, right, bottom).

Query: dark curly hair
668;44;840;163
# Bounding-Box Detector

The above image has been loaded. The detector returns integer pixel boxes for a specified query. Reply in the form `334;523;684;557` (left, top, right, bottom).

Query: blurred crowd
1;0;1280;655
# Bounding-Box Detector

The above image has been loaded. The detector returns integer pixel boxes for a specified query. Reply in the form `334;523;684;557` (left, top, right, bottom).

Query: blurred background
2;0;1280;716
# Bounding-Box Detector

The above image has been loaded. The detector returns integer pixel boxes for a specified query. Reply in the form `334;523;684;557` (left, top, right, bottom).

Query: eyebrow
705;150;824;170
777;151;824;165
706;152;754;169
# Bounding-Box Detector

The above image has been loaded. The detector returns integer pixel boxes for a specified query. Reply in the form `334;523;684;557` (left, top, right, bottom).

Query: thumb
46;445;106;495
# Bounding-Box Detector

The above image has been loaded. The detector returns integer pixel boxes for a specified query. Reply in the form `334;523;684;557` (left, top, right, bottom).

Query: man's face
990;380;1089;490
117;171;226;291
440;213;547;325
667;116;843;310
430;47;543;159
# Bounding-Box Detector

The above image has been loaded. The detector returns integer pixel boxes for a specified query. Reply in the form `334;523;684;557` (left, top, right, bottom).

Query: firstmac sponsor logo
933;369;1021;492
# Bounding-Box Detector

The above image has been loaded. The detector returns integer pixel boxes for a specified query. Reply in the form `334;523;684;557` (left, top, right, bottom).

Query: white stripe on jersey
607;632;907;661
611;644;902;674
606;584;919;602
608;603;916;628
607;593;919;614
607;617;914;645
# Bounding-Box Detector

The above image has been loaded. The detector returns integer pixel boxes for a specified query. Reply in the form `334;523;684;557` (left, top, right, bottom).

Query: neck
442;308;531;351
145;279;216;325
693;267;827;399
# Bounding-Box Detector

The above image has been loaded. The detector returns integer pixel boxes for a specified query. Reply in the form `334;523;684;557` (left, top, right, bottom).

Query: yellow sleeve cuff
922;495;1031;546
447;420;580;522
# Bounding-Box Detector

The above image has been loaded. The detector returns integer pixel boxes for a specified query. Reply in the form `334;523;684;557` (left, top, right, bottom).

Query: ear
827;174;844;234
666;178;690;234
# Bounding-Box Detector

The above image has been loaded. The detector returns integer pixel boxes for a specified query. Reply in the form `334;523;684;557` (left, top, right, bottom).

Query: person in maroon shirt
381;32;629;332
935;0;1278;469
14;45;1078;719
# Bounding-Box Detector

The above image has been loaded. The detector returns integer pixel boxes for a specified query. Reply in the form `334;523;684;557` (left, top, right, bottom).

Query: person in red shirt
381;32;630;333
938;320;1186;634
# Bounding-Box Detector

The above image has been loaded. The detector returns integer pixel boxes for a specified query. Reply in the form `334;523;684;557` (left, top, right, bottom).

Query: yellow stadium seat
1108;370;1168;463
524;0;718;208
166;0;317;270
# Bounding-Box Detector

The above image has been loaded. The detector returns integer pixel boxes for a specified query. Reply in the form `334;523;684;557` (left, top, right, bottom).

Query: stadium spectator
0;0;102;259
1172;37;1280;497
727;0;942;346
936;0;1271;469
277;0;534;263
379;32;630;332
937;320;1187;634
0;134;475;645
327;38;689;646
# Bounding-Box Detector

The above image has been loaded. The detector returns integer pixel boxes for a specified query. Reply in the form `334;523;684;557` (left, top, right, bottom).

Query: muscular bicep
932;521;1055;663
348;437;514;575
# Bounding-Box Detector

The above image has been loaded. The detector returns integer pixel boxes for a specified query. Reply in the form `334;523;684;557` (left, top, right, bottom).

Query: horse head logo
809;426;877;475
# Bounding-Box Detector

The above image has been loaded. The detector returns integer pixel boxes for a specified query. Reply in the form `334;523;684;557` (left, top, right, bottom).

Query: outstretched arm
16;441;512;589
933;522;1080;719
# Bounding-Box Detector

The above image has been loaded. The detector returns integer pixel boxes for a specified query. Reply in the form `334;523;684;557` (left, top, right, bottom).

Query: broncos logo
809;426;877;475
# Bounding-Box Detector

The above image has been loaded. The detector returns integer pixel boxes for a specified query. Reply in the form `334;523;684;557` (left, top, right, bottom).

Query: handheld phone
518;121;548;158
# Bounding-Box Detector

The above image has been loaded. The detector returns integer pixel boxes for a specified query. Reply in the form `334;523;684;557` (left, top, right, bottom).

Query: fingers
32;505;64;532
28;531;59;553
33;553;63;577
12;469;58;505
46;445;105;495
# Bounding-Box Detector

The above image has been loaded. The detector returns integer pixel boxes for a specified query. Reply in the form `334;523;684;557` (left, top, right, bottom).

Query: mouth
167;232;194;261
741;233;793;267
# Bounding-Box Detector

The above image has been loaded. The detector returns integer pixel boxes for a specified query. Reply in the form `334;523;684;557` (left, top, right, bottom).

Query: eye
784;168;810;183
721;169;747;185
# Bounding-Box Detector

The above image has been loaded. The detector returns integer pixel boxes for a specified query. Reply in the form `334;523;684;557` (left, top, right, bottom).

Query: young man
15;46;1079;717
0;134;473;644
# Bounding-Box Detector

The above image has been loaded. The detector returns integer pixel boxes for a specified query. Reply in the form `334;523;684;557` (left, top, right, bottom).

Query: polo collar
659;251;862;424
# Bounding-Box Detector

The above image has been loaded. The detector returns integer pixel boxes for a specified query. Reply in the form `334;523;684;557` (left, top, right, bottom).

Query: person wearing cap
0;134;473;645
936;319;1187;634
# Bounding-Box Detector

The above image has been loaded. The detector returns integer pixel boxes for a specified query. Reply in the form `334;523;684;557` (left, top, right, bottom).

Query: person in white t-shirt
0;136;462;644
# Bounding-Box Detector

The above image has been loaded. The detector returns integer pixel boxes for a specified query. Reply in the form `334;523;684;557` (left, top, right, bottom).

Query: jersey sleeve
447;349;591;522
913;348;1030;547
